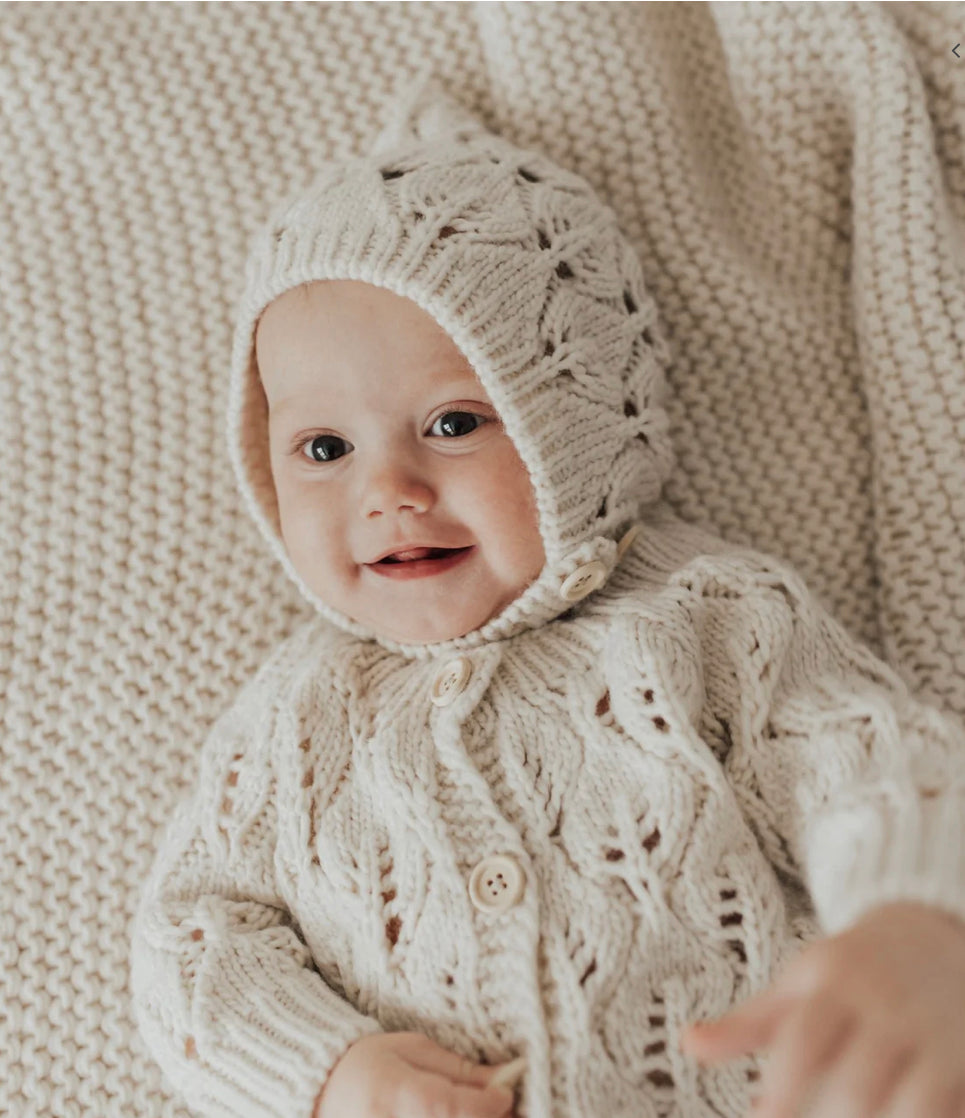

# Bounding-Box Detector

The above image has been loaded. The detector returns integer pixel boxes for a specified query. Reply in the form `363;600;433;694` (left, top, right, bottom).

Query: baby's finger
751;995;853;1118
805;1032;914;1118
402;1036;503;1089
398;1067;514;1118
488;1057;527;1091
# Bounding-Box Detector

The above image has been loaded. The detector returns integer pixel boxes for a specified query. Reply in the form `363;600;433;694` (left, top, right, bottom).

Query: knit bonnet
226;72;676;660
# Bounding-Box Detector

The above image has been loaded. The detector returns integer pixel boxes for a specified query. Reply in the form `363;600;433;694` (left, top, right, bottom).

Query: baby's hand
680;902;965;1117
313;1030;523;1118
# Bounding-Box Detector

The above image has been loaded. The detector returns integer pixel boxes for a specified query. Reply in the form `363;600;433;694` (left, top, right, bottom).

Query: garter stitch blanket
1;3;963;1116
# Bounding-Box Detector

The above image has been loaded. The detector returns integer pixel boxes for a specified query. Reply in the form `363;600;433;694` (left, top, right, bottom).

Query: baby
130;79;965;1118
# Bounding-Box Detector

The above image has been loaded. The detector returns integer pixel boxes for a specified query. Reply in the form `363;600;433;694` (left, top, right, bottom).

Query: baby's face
255;280;546;644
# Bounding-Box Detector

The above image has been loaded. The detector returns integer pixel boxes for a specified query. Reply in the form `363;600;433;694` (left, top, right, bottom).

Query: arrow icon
955;43;961;57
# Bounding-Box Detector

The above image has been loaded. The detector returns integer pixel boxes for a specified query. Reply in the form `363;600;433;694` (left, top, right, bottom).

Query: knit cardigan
130;505;965;1118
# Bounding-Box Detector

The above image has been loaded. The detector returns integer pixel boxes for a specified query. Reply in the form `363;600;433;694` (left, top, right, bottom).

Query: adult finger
881;1059;965;1118
751;994;853;1118
807;1031;914;1118
682;988;797;1064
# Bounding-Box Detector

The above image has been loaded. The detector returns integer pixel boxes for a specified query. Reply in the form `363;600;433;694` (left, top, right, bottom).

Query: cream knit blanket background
1;3;963;1114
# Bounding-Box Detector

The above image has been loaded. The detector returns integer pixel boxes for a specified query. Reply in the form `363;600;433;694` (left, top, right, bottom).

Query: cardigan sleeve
129;635;383;1118
671;550;965;937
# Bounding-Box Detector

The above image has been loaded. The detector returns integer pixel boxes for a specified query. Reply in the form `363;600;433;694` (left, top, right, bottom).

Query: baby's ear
371;64;492;155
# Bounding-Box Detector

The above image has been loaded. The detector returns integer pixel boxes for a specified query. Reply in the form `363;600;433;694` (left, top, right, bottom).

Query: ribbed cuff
804;781;965;937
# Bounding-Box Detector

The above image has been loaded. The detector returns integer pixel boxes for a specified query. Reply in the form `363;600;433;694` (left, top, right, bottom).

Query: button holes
232;753;243;761
605;848;625;862
301;770;313;788
720;888;737;900
519;167;541;182
556;260;574;279
720;912;744;927
623;290;637;314
643;689;655;704
380;168;405;180
185;1036;198;1059
624;400;638;417
646;1070;675;1088
595;690;611;717
652;716;670;732
580;958;597;984
226;771;238;787
645;1040;666;1056
190;928;204;941
446;974;455;985
385;916;401;947
648;1015;665;1027
643;827;661;852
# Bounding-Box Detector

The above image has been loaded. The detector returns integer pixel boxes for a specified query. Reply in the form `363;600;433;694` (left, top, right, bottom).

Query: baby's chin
358;606;499;645
338;594;509;645
290;556;536;644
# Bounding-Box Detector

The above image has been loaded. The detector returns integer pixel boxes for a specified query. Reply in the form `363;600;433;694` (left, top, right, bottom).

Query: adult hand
680;902;965;1118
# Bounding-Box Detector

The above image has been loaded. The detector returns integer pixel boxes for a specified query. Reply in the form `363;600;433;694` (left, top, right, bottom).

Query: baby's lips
487;1056;528;1091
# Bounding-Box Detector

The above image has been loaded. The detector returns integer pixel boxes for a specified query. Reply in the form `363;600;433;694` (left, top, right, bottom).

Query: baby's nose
361;462;435;518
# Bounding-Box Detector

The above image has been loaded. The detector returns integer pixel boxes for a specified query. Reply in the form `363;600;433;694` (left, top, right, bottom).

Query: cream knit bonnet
226;71;676;658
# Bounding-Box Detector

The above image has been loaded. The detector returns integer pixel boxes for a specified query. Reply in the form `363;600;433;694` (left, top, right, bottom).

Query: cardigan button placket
430;656;473;706
559;560;607;602
468;853;527;914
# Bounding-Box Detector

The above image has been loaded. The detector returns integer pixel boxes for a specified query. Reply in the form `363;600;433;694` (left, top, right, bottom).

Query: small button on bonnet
430;656;473;706
468;854;527;914
559;560;607;602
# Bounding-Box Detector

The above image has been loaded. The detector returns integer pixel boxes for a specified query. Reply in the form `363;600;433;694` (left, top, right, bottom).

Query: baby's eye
429;411;487;438
301;434;348;463
296;412;486;464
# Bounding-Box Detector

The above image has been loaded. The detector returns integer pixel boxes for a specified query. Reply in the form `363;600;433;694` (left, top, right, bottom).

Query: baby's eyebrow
269;380;490;418
269;397;305;419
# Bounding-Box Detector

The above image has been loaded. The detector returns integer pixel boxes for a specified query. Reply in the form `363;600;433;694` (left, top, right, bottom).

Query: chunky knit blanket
1;3;962;1115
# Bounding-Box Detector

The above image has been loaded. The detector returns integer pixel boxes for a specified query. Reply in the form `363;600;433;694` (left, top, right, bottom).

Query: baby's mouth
378;547;471;564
